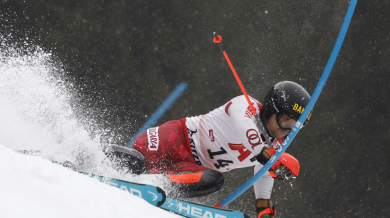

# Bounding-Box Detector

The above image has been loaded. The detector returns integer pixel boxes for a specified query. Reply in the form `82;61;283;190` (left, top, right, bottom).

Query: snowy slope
0;144;181;218
0;36;182;218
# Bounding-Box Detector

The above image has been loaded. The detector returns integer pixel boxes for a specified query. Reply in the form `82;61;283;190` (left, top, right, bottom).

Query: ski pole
214;0;357;208
212;33;274;147
213;33;257;116
126;82;188;147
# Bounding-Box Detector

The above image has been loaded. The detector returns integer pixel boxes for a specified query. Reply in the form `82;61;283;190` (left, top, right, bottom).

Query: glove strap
256;199;276;218
258;207;276;218
256;146;272;165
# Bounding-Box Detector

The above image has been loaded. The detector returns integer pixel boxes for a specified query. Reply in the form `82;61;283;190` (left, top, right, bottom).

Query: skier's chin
273;129;289;139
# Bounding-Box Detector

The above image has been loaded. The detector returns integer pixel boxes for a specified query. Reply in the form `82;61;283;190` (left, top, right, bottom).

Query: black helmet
263;81;312;127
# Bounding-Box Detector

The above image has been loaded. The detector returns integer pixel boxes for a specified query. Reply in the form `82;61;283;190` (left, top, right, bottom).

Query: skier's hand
268;152;299;181
272;165;294;181
256;199;275;218
255;146;272;165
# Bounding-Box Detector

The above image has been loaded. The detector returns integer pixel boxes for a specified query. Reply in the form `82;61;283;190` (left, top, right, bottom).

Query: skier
105;81;311;218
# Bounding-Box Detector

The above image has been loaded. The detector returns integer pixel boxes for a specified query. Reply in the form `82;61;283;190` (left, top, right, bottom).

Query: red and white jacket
185;95;278;199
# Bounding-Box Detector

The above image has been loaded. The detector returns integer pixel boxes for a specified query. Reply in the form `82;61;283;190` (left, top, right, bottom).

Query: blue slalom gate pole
216;0;357;208
125;82;188;147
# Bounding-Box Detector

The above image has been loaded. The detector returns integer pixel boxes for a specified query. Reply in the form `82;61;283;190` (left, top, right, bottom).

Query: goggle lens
276;113;298;131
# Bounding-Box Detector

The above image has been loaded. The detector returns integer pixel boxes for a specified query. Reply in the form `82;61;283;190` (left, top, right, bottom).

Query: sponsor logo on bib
147;127;159;151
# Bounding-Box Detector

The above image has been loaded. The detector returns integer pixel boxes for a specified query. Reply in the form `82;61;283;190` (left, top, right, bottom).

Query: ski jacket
185;95;278;199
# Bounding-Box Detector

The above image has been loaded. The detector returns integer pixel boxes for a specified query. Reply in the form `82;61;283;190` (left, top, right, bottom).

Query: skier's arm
254;164;276;218
253;153;300;217
227;96;266;151
254;164;274;199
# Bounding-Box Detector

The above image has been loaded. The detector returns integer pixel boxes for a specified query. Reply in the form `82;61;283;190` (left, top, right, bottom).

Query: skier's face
265;113;293;139
276;112;297;131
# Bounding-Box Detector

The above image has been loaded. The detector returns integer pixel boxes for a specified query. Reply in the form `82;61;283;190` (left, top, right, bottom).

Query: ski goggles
276;112;300;131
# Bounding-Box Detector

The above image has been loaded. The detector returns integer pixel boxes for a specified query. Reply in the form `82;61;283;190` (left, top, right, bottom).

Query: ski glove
271;165;294;181
256;146;272;165
268;152;299;181
256;199;276;218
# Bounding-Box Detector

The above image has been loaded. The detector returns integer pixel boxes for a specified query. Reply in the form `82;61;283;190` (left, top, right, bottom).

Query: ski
16;151;166;207
59;161;167;207
17;150;249;218
67;165;250;218
161;198;250;218
89;172;249;218
82;172;166;207
88;172;250;218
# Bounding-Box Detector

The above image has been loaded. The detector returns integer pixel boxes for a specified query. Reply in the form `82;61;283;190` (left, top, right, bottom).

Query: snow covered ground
0;40;182;218
0;144;181;218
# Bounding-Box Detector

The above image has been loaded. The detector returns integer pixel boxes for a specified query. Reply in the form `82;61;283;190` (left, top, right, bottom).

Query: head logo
178;202;227;218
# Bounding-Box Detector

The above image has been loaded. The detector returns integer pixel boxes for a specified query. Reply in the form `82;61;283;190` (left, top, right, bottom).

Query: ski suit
130;95;280;199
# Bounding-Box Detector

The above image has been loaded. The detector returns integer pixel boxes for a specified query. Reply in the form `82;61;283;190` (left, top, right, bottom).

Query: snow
0;144;181;218
0;43;181;218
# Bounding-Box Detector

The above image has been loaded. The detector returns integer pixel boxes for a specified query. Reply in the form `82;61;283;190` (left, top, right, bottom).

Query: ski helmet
263;81;312;127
